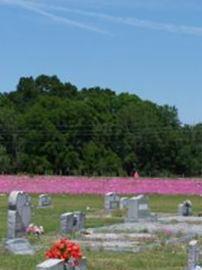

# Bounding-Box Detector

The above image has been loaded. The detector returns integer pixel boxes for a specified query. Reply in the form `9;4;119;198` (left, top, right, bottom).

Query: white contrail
0;0;109;35
47;4;202;37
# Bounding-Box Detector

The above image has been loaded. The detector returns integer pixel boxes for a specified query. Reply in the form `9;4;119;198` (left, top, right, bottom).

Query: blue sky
1;0;202;124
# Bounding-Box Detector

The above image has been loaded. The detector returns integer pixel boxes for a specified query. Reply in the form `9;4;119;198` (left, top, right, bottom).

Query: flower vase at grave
63;263;74;270
63;258;87;270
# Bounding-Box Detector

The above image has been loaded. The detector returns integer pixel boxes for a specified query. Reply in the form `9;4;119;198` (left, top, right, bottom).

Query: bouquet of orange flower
45;238;83;268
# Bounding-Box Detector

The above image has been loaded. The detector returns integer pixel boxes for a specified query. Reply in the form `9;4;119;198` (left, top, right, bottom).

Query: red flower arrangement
45;238;83;267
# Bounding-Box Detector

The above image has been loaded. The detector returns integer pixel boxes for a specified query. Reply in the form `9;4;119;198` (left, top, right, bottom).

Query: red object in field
133;171;140;178
45;238;82;264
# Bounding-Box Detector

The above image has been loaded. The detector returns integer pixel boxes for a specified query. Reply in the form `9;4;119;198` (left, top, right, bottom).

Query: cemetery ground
1;195;202;269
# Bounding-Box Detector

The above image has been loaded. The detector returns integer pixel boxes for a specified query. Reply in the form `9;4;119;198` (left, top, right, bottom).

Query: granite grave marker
104;192;120;211
126;195;155;222
120;197;129;209
73;212;85;231
7;190;31;239
38;194;52;208
60;213;74;234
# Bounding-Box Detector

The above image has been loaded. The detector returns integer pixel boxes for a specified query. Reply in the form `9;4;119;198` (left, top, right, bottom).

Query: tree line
0;74;201;177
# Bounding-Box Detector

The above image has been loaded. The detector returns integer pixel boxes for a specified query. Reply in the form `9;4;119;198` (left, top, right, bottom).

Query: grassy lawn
150;195;202;214
0;246;187;270
0;194;201;269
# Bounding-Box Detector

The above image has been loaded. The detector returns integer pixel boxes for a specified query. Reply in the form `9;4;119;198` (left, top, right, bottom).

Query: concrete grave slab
5;238;35;255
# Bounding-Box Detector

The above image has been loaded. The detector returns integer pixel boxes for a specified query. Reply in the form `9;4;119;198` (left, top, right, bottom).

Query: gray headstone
187;240;200;270
7;190;31;239
60;212;85;234
60;212;74;234
104;192;120;211
120;197;129;209
5;238;35;255
36;259;64;270
178;203;184;216
126;195;151;222
73;212;86;231
38;194;52;208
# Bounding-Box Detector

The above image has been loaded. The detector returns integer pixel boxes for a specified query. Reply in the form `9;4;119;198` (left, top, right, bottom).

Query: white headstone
187;240;200;270
37;258;87;270
104;192;120;211
38;194;52;208
7;190;31;239
36;259;64;270
195;266;202;270
126;195;151;222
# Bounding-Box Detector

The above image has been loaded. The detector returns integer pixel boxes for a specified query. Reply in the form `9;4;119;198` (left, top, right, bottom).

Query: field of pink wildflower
0;175;201;195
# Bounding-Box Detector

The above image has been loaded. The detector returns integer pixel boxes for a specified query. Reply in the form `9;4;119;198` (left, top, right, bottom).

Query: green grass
150;195;202;214
0;245;187;270
0;194;201;269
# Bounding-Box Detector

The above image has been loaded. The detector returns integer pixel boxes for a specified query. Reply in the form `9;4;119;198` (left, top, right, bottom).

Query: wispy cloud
0;0;108;35
2;0;202;37
46;4;202;37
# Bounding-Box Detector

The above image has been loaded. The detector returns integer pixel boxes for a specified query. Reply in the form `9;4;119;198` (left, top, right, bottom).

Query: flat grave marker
5;238;35;255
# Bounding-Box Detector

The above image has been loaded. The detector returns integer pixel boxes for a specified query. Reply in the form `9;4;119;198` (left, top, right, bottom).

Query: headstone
73;212;85;231
36;259;64;270
195;266;202;270
120;197;129;209
5;238;35;255
126;195;153;222
178;203;184;216
104;192;120;211
38;194;52;208
60;212;85;234
36;258;87;270
178;200;192;216
60;213;74;234
187;240;200;270
7;190;31;239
